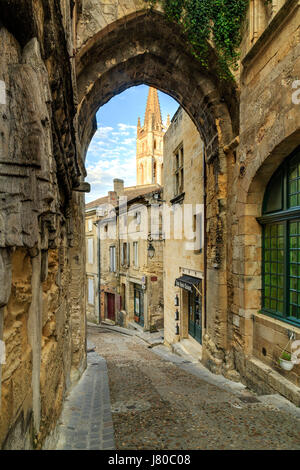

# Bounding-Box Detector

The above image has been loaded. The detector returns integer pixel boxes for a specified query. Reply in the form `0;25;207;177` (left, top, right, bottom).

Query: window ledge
257;309;300;330
170;192;185;205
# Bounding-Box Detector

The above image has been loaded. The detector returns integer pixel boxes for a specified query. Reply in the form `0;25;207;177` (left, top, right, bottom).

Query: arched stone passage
76;11;239;161
75;9;240;367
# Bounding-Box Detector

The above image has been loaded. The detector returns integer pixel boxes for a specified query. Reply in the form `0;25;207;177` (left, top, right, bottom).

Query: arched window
153;161;157;183
260;146;300;326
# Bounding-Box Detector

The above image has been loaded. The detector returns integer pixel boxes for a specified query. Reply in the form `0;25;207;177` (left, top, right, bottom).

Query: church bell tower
136;87;166;186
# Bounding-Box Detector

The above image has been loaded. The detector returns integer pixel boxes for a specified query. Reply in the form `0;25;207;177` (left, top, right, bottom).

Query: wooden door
107;293;115;320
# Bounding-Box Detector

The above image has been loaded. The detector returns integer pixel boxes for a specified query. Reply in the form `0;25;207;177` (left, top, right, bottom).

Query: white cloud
86;122;137;201
123;137;136;145
118;123;137;131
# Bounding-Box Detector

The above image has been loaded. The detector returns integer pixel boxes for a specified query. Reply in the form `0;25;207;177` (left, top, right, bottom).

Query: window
87;219;93;232
109;246;116;272
121;242;130;266
153;161;157;183
135;211;141;225
174;145;184;196
260;146;300;326
88;278;94;305
88;238;93;264
133;241;139;267
121;284;126;310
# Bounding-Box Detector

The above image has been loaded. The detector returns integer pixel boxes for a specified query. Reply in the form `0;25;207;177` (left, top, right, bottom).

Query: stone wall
1;0;299;450
230;0;300;401
163;108;205;348
0;1;86;449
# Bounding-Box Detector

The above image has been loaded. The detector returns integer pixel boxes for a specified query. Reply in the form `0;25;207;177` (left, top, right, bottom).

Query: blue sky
85;85;179;203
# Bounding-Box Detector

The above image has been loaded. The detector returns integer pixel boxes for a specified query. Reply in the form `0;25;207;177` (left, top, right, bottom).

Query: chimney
113;178;124;197
108;191;117;207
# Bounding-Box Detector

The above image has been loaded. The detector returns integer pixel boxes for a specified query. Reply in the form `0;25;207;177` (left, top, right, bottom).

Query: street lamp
147;235;155;259
147;241;155;259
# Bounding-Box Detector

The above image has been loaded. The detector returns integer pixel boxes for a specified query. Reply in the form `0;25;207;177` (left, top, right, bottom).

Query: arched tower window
154;139;157;150
153;161;157;183
260;146;300;326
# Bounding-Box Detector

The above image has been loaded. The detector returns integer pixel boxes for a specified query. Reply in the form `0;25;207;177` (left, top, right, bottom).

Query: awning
175;275;200;293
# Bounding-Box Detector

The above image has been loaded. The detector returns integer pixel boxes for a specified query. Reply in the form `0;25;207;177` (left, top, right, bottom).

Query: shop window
134;284;144;326
188;283;202;344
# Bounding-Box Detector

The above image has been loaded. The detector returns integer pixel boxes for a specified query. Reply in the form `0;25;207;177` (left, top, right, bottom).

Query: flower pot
279;358;294;371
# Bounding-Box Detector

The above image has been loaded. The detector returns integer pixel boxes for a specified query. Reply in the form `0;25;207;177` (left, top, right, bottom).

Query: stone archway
75;8;240;368
233;130;300;389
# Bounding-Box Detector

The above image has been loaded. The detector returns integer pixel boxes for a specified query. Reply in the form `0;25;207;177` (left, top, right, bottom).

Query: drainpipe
97;221;101;324
203;142;207;331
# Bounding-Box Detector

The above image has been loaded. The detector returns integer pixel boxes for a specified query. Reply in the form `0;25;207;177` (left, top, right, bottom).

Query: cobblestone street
85;325;300;451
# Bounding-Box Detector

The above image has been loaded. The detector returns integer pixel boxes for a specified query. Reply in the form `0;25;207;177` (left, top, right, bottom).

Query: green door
134;284;144;327
188;289;202;344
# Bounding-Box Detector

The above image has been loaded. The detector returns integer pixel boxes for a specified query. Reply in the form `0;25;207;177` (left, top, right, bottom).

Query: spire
166;114;170;128
144;87;162;130
137;116;141;134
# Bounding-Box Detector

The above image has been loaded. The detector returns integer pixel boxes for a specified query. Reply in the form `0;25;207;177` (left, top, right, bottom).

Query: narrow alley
56;326;300;451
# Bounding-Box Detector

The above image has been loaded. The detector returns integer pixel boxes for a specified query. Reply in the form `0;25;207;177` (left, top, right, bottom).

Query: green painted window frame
259;146;300;327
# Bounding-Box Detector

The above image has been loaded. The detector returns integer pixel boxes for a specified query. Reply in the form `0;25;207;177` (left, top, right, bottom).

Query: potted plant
278;351;294;371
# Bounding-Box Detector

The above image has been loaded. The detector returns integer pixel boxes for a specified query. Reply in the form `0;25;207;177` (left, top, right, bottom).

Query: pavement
55;340;115;450
54;324;300;450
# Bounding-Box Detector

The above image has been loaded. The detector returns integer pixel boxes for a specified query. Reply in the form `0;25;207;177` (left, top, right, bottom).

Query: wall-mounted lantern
147;235;155;259
147;241;155;259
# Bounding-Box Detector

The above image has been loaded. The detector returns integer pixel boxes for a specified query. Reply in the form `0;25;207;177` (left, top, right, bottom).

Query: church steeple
136;87;165;186
144;87;162;130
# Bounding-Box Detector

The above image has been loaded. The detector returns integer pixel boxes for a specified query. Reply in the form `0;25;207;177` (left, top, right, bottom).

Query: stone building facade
227;0;300;402
85;202;101;324
117;186;164;331
163;108;205;360
0;0;300;449
87;180;164;331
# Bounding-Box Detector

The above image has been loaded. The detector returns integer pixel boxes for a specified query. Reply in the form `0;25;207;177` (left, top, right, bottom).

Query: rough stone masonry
0;0;299;449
